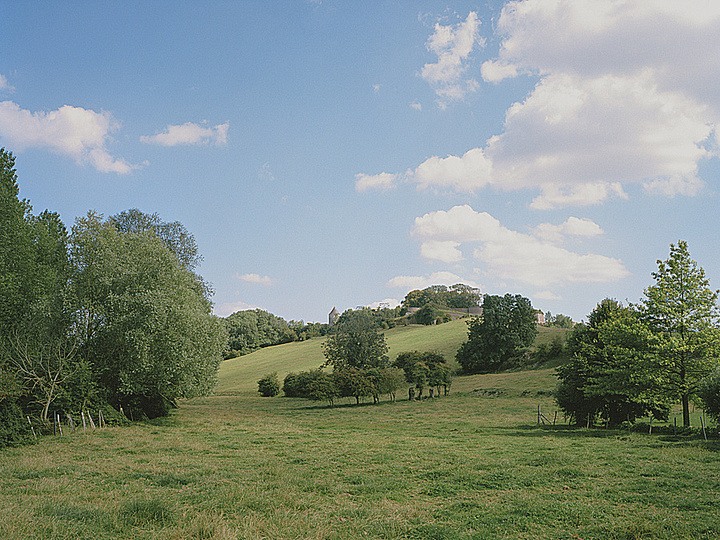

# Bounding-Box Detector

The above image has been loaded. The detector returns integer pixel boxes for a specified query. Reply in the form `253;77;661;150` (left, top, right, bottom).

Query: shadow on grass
499;423;720;449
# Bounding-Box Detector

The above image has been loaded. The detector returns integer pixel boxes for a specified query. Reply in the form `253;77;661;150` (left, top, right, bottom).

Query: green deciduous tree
0;149;79;429
323;310;389;371
640;241;720;427
394;351;451;398
699;367;720;423
557;299;668;427
224;309;295;357
456;294;538;373
70;213;226;419
402;284;482;309
110;208;202;271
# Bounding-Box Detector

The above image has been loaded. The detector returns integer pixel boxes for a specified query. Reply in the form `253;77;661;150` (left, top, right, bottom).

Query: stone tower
328;307;340;326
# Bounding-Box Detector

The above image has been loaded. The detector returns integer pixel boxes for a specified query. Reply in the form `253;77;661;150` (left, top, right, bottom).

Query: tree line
0;149;225;447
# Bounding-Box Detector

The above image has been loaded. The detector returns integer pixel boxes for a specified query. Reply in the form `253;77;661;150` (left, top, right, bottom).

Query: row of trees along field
0;148;226;447
557;241;720;428
259;309;452;406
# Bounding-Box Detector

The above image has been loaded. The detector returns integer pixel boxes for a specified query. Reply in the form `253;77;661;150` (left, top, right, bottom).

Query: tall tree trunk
682;394;691;427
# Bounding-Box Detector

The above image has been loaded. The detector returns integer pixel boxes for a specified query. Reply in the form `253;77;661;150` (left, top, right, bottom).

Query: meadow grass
2;366;719;540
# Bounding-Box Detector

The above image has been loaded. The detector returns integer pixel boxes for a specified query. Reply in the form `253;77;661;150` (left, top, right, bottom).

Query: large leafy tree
402;283;482;309
323;309;389;371
557;299;668;427
640;241;720;427
70;213;226;419
456;293;537;373
0;148;33;444
224;309;295;356
393;351;450;398
1;149;77;430
110;208;202;271
322;309;389;404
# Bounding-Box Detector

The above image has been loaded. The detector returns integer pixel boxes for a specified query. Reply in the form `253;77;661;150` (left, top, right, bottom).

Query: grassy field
2;322;718;539
2;365;719;540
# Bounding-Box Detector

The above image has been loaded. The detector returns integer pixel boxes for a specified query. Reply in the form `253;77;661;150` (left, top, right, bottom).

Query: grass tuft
119;497;176;527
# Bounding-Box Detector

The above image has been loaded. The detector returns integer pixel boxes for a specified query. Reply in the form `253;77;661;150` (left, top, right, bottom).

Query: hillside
216;319;566;395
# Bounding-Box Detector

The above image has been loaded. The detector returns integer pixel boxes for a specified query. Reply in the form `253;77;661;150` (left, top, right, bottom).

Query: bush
699;367;720;422
257;372;280;397
0;399;33;448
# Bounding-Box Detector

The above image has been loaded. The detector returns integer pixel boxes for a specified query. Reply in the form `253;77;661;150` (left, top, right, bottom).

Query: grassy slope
216;318;471;395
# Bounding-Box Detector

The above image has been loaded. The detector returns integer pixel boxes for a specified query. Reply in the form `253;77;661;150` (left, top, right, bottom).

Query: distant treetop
402;284;482;309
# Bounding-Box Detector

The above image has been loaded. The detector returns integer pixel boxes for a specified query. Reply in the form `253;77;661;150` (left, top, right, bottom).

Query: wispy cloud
0;74;14;93
234;273;275;286
258;162;275;182
141;121;228;147
213;300;263;318
355;172;397;192
0;101;137;174
421;12;483;107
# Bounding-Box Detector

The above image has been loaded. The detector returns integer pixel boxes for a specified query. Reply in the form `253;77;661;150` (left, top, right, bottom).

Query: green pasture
2;365;719;539
3;322;718;539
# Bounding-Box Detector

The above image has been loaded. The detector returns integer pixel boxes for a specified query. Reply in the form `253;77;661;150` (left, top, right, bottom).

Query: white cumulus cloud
0;101;136;174
532;217;604;244
141;121;229;147
412;205;628;287
361;1;720;207
355;172;397;192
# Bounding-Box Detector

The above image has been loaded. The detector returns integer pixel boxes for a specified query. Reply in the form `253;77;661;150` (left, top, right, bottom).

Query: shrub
257;372;280;397
699;367;720;422
0;399;33;448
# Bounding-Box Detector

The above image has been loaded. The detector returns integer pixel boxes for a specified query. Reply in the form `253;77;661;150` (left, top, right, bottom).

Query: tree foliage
456;294;538;373
70;213;226;419
556;300;668;427
640;241;720;426
699;367;720;423
394;351;451;398
257;372;280;397
224;309;297;356
323;310;389;371
402;284;482;309
110;208;202;271
0;149;227;441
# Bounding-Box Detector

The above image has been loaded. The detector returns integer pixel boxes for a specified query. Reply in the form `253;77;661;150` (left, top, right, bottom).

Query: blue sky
2;1;720;323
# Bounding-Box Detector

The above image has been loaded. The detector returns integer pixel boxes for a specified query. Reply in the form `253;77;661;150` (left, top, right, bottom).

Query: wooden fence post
27;416;37;440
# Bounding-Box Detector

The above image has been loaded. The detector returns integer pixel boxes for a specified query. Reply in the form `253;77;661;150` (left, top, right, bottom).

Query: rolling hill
216;319;565;395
